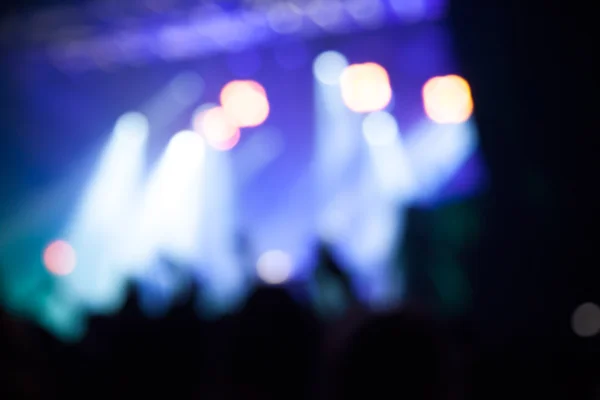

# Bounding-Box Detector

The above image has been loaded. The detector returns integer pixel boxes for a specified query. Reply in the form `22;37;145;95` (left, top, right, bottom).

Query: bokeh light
193;106;241;151
113;111;149;142
219;80;270;128
340;62;392;113
572;302;600;337
256;250;293;284
362;111;399;146
313;51;349;85
267;3;304;34
307;0;345;31
422;74;473;124
43;240;77;276
345;0;385;27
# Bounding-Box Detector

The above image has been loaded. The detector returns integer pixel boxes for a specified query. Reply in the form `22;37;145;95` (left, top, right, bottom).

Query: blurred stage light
362;111;415;200
114;111;149;142
403;120;477;199
340;62;392;113
345;0;385;27
75;111;149;230
197;148;246;315
267;3;304;34
62;111;149;309
43;240;76;276
362;110;399;146
307;0;345;31
256;250;293;284
313;49;363;246
219;80;270;128
194;105;241;151
422;74;473;123
133;130;206;266
313;51;349;85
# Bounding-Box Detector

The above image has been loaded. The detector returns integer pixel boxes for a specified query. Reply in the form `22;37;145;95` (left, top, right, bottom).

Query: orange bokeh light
340;62;392;113
43;240;76;276
209;129;241;151
195;106;242;151
422;74;473;124
219;80;270;128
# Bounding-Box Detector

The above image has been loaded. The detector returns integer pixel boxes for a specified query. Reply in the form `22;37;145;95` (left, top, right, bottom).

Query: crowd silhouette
0;243;597;399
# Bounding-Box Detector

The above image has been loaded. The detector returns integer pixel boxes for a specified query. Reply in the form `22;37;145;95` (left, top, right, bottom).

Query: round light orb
340;62;392;113
307;0;344;30
572;302;600;338
219;80;270;128
114;111;149;141
208;129;241;151
267;3;303;34
43;240;77;276
256;250;293;284
313;51;349;85
195;106;242;151
422;74;473;124
345;0;384;27
362;111;399;146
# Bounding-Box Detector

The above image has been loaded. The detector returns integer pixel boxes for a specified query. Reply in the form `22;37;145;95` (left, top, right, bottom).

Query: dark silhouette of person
332;308;450;400
223;285;321;400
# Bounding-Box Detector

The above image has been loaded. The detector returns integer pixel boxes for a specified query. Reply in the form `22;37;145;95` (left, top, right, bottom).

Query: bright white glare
72;111;149;232
572;302;600;337
219;80;270;128
362;111;399;146
256;250;293;284
362;111;416;200
166;130;205;164
340;62;392;113
197;149;246;314
63;112;148;309
132;130;206;266
114;112;149;142
313;51;349;85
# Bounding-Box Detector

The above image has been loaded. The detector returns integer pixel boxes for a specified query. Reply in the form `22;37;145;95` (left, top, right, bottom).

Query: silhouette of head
334;309;449;400
226;286;319;400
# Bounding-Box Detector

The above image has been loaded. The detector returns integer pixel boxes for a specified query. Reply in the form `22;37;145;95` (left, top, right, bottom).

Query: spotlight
219;80;270;128
340;62;392;113
422;74;473;124
194;105;241;151
313;51;349;85
362;111;399;146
